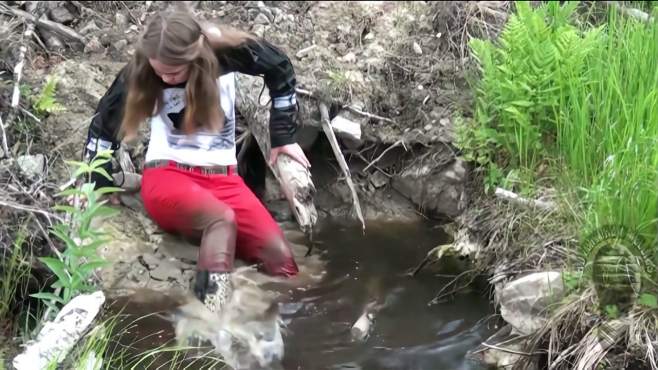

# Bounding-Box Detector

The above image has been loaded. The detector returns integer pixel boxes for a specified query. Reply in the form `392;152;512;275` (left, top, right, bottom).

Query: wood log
0;4;85;45
234;74;317;234
37;15;65;52
12;291;106;370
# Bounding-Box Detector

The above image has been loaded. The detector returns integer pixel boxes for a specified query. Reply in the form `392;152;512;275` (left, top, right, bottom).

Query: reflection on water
107;219;495;370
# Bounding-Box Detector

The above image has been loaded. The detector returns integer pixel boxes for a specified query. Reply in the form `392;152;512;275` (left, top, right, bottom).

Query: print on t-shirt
159;87;234;150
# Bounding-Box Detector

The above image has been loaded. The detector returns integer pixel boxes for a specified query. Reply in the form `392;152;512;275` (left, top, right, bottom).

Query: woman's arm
83;66;128;188
205;26;299;149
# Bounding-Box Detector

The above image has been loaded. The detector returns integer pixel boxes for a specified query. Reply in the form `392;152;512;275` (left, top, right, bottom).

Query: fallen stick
11;8;36;109
363;139;404;172
0;198;64;225
0;115;9;158
343;104;396;125
235;75;318;234
0;4;86;45
296;87;397;125
13;291;106;370
319;102;366;232
494;187;556;212
295;44;317;59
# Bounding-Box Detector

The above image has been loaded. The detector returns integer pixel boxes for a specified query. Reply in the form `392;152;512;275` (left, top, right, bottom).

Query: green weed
0;224;31;324
31;150;122;316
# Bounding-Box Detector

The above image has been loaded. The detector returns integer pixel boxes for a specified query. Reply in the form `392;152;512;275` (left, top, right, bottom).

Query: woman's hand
269;143;311;169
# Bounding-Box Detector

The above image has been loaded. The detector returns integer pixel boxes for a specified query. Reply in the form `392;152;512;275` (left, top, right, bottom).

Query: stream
106;219;495;370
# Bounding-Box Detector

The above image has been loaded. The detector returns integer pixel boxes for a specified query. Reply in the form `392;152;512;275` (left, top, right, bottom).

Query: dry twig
362;139;406;173
319;102;365;232
0;115;9;158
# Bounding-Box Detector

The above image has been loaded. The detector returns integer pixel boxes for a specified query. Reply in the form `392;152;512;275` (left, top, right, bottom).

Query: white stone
499;271;565;335
16;154;45;179
413;41;422;55
254;13;270;25
330;115;362;142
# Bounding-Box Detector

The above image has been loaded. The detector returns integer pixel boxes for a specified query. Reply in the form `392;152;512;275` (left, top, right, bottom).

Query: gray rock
254;13;270;25
260;7;274;22
115;13;128;28
370;171;389;189
499;271;565;335
16;154;46;179
99;33;111;47
78;20;100;36
84;36;103;54
392;157;468;218
244;1;262;8
270;7;282;19
467;325;537;370
248;8;260;19
113;39;128;52
251;24;267;38
49;6;75;25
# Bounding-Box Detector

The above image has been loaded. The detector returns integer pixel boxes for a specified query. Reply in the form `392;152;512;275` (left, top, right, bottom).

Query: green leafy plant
469;1;603;177
31;150;121;314
32;75;65;117
604;304;619;319
638;293;658;309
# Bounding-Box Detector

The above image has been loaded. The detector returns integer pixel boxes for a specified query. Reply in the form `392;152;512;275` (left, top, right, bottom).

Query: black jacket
84;37;298;188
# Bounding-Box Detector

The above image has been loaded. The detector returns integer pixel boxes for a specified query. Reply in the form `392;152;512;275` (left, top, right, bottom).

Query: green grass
55;311;226;370
464;1;658;308
0;224;32;329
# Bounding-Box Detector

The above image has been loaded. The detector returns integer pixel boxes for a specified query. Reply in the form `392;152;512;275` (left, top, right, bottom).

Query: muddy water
280;220;494;370
109;219;494;370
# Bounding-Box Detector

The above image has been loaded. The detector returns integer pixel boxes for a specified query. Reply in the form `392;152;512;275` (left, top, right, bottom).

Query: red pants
140;161;299;277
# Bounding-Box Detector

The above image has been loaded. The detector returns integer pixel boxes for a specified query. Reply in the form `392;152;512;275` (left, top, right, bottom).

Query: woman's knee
257;236;299;277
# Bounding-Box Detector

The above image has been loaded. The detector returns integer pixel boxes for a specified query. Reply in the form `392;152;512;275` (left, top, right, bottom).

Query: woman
83;10;310;314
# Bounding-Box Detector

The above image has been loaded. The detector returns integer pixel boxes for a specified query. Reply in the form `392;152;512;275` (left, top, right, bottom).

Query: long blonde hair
119;10;251;140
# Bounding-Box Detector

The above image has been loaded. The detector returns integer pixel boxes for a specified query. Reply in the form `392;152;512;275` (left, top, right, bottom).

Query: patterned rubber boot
199;271;234;313
188;270;234;348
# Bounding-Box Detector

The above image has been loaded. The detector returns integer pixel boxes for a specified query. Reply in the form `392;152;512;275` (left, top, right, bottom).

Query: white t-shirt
144;73;238;166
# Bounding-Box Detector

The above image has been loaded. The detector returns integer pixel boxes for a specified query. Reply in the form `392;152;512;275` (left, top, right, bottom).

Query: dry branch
494;187;556;212
0;4;85;45
296;87;397;124
0;115;9;158
235;75;317;233
0;198;63;225
319;102;365;232
11;15;36;109
363;139;405;172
